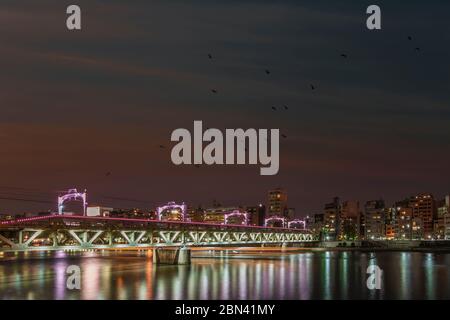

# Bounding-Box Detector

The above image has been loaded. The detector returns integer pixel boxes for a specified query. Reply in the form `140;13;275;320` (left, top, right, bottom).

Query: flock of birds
207;50;352;121
103;35;421;176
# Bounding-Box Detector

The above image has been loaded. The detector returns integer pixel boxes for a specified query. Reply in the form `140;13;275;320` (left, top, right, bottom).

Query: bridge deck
0;215;314;252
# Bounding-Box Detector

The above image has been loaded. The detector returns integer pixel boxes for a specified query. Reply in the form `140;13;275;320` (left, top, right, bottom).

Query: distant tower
324;197;340;240
267;188;288;217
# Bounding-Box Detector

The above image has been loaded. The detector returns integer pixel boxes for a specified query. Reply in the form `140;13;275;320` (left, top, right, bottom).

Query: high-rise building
411;217;424;240
443;195;450;239
268;188;288;217
324;197;340;240
203;206;240;224
409;193;436;239
384;207;396;239
445;213;450;240
394;199;412;239
364;199;385;240
385;223;396;240
313;213;325;239
359;211;366;239
435;195;449;239
246;204;266;226
338;200;360;240
187;206;205;223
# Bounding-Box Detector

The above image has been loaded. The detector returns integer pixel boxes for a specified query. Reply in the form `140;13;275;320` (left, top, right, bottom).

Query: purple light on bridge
58;189;87;216
157;201;187;221
264;216;286;228
224;210;249;226
287;219;306;230
0;215;305;232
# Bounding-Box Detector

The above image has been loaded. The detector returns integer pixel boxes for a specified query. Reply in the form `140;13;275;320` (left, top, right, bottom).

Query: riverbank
3;243;450;257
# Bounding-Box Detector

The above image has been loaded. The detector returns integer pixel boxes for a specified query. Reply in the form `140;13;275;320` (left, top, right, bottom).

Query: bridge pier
153;247;191;265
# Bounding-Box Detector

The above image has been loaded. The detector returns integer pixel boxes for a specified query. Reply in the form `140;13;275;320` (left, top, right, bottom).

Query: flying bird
211;89;218;94
340;54;348;58
407;36;412;41
208;54;213;59
159;145;165;149
283;105;288;110
281;134;287;139
415;47;421;52
271;106;277;111
265;69;271;75
310;84;315;90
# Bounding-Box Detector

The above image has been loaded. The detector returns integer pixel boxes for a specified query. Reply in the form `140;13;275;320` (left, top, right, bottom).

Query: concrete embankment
308;240;450;253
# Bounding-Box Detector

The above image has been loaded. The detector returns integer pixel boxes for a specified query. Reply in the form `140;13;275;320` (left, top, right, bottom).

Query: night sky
0;0;449;215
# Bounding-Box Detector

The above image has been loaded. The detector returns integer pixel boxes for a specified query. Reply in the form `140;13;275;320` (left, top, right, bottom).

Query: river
0;250;449;299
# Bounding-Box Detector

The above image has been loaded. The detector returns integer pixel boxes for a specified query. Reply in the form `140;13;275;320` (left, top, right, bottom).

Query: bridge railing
0;215;311;233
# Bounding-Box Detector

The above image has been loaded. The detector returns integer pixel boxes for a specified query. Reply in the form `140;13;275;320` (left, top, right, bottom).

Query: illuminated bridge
0;215;315;253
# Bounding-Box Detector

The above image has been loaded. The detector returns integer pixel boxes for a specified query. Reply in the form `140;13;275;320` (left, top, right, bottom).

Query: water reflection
399;252;411;299
424;253;435;299
340;252;348;299
0;250;449;299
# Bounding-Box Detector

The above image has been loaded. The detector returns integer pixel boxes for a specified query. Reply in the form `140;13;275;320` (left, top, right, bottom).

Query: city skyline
1;185;448;218
0;187;450;228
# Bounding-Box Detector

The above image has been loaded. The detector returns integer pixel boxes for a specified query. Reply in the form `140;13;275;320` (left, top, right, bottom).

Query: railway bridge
0;215;315;254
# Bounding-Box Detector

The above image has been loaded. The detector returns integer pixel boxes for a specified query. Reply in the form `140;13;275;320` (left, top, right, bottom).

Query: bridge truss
0;215;315;252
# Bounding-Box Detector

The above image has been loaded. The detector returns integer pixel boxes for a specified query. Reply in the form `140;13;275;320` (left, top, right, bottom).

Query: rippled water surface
1;250;449;299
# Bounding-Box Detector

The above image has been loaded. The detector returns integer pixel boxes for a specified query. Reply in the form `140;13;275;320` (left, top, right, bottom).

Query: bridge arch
264;216;286;228
287;219;306;229
58;189;87;216
157;202;187;221
224;210;248;225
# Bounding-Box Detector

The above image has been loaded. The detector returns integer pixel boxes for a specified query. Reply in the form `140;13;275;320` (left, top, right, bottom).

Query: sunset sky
0;0;449;215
